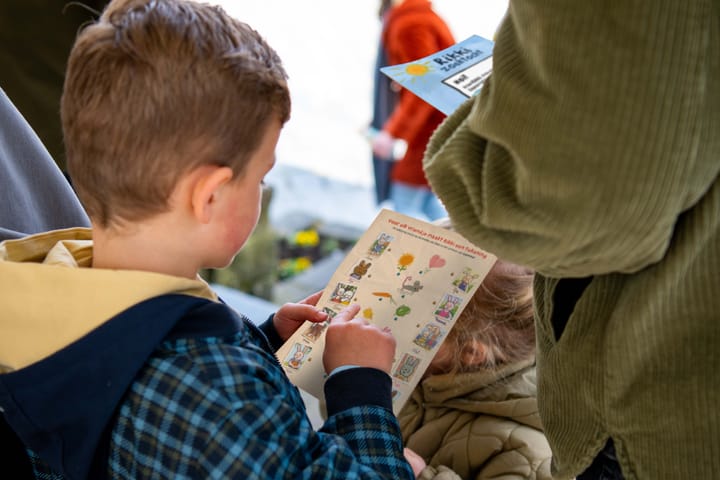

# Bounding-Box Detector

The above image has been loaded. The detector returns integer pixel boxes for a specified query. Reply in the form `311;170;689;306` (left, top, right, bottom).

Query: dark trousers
578;439;624;480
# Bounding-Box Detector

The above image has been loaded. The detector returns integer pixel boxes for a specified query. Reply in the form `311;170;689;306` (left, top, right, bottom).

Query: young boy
0;1;414;479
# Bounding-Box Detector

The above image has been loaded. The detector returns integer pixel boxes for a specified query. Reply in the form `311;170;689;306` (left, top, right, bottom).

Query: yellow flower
397;253;415;271
294;229;320;247
293;256;312;271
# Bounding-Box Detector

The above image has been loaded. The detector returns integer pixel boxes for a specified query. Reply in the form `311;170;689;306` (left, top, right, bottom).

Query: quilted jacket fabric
398;358;552;479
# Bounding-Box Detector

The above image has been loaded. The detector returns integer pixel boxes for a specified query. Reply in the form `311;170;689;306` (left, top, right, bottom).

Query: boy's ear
190;165;234;223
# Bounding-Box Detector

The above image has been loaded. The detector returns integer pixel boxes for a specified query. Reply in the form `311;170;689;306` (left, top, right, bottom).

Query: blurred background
217;1;508;189
210;1;509;311
0;0;508;315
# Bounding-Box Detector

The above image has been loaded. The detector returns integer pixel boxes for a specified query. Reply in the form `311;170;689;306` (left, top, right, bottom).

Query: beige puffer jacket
398;358;552;480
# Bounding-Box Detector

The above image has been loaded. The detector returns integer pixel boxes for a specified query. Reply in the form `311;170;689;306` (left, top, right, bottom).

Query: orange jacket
382;0;455;187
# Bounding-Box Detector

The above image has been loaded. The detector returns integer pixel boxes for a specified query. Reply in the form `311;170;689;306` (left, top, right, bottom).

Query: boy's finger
330;303;361;323
298;290;323;306
279;303;327;323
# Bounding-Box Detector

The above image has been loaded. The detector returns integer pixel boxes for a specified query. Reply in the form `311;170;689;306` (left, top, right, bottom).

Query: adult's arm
424;0;718;277
0;88;89;240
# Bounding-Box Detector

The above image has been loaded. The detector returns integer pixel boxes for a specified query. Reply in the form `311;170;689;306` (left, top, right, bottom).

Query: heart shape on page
429;254;446;269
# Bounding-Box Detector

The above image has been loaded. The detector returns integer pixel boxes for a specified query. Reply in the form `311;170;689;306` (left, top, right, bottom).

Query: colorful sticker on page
393;353;422;383
434;293;462;325
284;343;312;370
453;267;481;293
302;321;329;343
413;323;446;351
368;232;393;257
349;259;372;281
329;282;357;305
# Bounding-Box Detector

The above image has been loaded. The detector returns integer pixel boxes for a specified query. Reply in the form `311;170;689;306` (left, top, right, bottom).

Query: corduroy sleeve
424;0;719;277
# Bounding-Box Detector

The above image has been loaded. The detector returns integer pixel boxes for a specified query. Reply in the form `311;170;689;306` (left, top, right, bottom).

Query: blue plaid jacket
1;295;413;479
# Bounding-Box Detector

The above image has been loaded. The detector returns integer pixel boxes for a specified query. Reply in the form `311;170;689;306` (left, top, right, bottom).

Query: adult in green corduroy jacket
423;1;719;479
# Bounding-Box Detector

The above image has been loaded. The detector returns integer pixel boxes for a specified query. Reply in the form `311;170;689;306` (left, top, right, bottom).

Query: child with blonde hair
400;220;552;479
0;1;413;478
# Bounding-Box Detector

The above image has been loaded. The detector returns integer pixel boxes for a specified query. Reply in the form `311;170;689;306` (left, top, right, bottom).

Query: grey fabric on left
0;87;89;241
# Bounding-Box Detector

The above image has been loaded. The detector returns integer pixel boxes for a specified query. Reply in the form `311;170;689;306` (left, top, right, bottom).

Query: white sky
213;1;509;187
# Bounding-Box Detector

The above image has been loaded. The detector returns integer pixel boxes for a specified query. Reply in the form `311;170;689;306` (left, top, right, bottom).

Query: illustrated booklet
380;34;494;115
276;209;497;415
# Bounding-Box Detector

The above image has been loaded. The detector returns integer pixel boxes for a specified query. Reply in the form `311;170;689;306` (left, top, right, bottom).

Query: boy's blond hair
62;0;290;227
435;219;536;374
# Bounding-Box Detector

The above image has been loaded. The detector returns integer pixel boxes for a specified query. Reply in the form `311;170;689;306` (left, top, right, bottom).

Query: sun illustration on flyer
386;60;435;83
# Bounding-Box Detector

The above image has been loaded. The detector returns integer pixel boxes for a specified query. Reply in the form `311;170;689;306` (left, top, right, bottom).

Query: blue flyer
380;35;494;115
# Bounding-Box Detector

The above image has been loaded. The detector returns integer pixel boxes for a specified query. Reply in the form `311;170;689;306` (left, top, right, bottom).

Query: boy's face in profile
208;120;281;269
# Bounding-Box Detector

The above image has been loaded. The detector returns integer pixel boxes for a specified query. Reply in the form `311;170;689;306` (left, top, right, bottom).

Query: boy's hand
323;304;396;375
273;291;328;341
403;448;427;478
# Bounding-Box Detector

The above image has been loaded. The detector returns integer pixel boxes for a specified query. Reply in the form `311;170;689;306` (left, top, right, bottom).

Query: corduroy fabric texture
424;1;720;478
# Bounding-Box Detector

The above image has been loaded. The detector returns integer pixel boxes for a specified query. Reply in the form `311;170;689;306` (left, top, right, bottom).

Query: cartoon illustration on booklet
276;209;497;415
